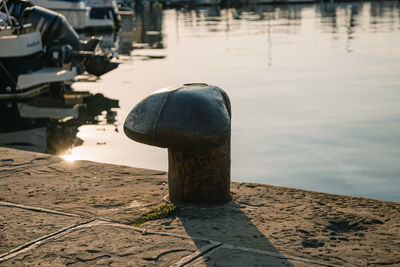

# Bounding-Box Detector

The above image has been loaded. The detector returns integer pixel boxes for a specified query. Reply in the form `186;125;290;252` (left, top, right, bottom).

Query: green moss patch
132;204;177;226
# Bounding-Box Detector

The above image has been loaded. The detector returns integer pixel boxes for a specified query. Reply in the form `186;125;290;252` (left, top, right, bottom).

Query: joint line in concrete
171;241;223;267
100;221;337;267
0;203;337;266
0;201;86;218
0;219;105;263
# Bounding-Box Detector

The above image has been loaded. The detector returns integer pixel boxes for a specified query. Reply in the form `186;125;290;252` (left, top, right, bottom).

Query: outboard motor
19;5;118;76
19;6;81;49
3;0;101;51
46;45;118;77
2;0;119;77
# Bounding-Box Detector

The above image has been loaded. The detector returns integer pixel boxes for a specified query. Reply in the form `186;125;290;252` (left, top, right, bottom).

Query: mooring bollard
124;83;232;204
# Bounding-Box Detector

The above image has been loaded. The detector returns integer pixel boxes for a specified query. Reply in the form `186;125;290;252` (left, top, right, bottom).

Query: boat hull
0;30;77;99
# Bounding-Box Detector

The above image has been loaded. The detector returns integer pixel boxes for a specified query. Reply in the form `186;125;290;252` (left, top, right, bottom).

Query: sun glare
61;154;79;162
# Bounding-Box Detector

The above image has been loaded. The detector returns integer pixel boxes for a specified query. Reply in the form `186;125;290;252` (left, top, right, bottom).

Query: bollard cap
124;83;231;149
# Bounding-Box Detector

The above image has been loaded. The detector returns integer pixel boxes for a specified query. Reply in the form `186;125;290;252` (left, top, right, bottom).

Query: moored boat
29;0;88;31
29;0;118;31
85;0;120;31
0;0;118;99
0;12;77;98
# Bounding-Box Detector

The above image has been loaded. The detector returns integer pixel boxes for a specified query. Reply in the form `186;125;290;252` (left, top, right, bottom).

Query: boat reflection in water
118;9;135;55
129;4;166;62
0;91;118;155
134;4;163;50
77;7;135;56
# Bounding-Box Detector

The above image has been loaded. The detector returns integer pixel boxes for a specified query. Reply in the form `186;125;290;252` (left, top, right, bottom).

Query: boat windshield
89;8;113;19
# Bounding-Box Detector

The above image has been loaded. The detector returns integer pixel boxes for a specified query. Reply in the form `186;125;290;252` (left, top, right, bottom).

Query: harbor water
3;1;400;202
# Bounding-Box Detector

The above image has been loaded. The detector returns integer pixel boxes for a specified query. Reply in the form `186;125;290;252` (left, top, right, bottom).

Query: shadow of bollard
173;201;295;266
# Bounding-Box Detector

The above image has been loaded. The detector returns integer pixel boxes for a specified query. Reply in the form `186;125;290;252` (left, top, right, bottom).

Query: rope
0;61;20;90
0;0;14;26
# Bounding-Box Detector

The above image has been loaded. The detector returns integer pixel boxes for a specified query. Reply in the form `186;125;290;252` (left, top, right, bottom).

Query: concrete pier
0;147;399;266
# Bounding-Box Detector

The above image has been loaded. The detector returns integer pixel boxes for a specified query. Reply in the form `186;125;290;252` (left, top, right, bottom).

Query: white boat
30;0;117;31
0;24;77;98
0;0;118;98
85;0;120;31
29;0;88;31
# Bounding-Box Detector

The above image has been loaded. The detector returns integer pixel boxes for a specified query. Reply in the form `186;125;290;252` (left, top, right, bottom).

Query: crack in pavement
0;156;54;168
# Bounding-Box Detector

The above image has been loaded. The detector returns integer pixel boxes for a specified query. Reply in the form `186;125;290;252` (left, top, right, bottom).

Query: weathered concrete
0;206;84;255
0;147;168;224
1;147;399;266
4;222;206;266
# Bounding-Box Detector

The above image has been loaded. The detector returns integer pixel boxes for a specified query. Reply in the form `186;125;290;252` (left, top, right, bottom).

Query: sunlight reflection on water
66;1;400;201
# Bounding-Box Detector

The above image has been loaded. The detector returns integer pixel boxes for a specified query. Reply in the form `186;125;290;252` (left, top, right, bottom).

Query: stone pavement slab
3;222;209;266
0;147;168;224
0;206;330;267
0;206;84;255
1;147;400;266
